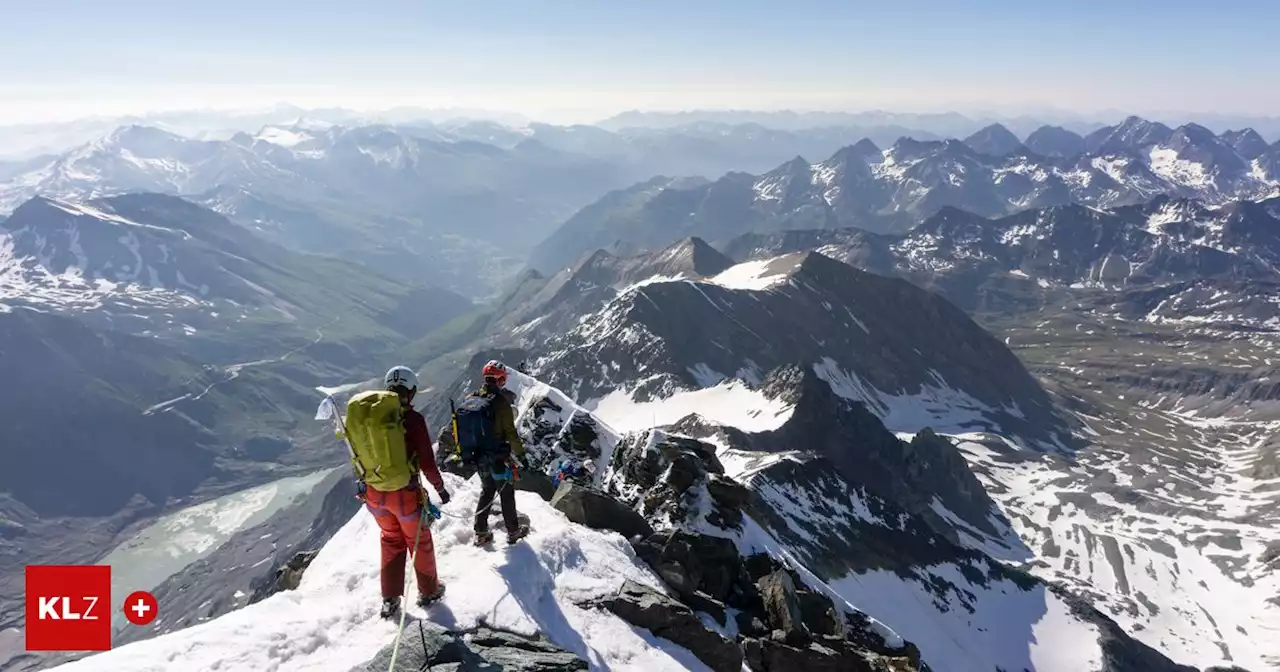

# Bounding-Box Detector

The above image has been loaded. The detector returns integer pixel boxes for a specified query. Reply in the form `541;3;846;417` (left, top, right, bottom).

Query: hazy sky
3;0;1278;124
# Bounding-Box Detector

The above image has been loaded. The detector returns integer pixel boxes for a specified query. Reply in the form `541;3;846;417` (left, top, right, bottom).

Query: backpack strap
450;398;460;456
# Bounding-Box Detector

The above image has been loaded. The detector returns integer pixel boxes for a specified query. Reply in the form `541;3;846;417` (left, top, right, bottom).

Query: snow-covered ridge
49;472;706;672
52;364;1204;671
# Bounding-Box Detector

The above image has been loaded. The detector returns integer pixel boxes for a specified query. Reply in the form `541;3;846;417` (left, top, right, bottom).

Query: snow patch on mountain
1147;147;1212;189
830;566;1102;672
707;256;803;291
50;473;707;672
615;273;688;296
588;378;794;434
1145;199;1203;234
0;225;200;313
813;356;1023;436
253;127;314;148
953;425;1280;671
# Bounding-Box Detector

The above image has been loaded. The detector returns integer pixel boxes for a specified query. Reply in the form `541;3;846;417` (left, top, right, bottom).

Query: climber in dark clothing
465;360;528;545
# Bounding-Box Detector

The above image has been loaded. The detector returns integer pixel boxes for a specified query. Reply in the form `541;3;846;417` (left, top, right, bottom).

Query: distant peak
829;139;882;163
779;155;810;172
972;122;1015;136
651;236;735;277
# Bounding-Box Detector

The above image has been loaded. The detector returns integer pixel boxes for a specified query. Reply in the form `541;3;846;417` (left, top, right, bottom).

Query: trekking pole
316;395;367;485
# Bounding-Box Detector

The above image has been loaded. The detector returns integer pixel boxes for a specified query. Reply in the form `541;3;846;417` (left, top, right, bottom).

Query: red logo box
25;565;112;651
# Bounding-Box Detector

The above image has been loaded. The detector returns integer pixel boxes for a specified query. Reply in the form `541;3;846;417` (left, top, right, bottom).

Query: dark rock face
358;622;588;671
843;611;923;665
757;570;811;646
549;482;653;539
250;550;318;599
592;579;743;672
513;465;558;501
756;368;1010;543
743;635;922;672
796;589;841;638
1221;128;1270;161
629;529;760;613
607;429;750;530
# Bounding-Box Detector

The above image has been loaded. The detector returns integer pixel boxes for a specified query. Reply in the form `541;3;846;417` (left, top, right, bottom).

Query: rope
387;475;512;670
387;498;428;672
434;479;511;520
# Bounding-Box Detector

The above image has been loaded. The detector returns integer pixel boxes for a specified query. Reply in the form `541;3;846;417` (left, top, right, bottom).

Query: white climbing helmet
383;365;418;392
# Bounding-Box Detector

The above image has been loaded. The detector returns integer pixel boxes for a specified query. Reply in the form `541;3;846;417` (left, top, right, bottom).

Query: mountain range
440;234;1278;670
3;108;1279;672
528;117;1280;274
40;228;1274;670
7;114;1278;297
0;120;941;295
37;259;1207;670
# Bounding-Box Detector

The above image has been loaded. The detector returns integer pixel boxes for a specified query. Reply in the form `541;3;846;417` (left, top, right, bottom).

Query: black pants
474;469;518;534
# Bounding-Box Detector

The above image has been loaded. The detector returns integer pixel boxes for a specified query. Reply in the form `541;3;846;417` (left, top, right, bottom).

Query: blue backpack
452;392;503;465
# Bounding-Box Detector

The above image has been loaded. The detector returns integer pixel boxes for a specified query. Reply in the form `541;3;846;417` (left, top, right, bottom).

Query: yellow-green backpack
343;390;413;492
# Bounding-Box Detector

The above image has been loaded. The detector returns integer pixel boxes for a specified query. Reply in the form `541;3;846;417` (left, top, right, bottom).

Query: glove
438;489;451;505
354;480;368;503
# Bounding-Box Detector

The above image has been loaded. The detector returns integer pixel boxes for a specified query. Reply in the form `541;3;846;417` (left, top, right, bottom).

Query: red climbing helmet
482;360;508;388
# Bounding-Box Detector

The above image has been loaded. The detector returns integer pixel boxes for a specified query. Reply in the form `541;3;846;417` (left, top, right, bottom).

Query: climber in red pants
352;365;451;619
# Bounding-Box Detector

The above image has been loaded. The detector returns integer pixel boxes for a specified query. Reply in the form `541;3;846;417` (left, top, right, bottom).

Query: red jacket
404;406;446;494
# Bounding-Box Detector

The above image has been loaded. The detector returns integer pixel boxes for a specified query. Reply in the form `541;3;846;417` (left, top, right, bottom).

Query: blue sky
2;0;1277;122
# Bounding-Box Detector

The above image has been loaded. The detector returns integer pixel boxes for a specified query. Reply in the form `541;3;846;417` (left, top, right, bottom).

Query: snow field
587;379;794;434
707;256;803;291
49;472;711;672
952;429;1280;671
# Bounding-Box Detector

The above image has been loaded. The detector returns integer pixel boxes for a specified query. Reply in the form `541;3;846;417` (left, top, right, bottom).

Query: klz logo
26;565;111;651
37;596;101;620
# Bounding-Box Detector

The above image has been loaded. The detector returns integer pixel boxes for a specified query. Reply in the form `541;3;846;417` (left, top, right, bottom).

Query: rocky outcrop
607;429;753;530
358;622;587;671
513;465;558;501
796;589;841;638
626;528;928;671
630;529;761;619
250;550;317;599
758;570;810;646
549;482;653;539
590;579;743;672
743;635;919;672
757;367;1008;546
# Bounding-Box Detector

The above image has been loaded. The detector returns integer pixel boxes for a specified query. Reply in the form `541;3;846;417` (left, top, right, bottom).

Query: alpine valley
1;112;1277;672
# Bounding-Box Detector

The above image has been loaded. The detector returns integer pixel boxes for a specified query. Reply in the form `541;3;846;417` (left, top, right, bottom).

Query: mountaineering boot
474;530;494;546
379;597;400;619
417;584;446;608
507;524;530;545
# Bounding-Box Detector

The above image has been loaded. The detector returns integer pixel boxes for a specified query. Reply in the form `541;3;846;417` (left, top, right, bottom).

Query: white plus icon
124;590;158;625
131;598;151;619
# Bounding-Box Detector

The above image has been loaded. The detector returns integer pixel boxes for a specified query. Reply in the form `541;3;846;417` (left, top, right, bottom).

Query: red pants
364;486;439;598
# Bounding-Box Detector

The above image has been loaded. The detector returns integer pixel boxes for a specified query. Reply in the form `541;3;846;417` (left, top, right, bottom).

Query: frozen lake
100;468;337;629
